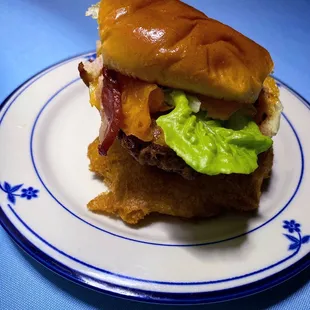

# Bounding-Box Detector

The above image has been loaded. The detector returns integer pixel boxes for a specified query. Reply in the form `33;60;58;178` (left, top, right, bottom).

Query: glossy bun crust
98;0;274;103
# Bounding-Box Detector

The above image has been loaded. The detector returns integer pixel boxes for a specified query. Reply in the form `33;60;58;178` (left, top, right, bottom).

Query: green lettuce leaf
156;91;273;175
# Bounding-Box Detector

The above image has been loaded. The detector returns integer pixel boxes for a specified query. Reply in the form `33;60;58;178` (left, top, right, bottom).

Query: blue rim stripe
0;205;309;304
272;75;310;110
0;51;95;125
1;203;304;285
28;78;304;247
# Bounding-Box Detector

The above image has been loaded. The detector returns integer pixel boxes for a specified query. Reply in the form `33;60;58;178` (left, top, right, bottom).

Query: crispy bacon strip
98;68;123;155
78;62;92;87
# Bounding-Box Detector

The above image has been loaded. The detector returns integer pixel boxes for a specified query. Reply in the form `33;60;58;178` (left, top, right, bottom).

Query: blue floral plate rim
0;51;309;304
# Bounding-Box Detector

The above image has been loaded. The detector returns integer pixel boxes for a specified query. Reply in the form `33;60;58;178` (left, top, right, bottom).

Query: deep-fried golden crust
87;138;273;224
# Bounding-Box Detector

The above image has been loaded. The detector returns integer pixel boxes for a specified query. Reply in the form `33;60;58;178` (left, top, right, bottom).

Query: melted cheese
119;75;166;141
198;96;253;120
89;80;100;109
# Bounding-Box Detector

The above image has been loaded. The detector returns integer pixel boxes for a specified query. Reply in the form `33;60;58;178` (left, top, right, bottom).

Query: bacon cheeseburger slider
79;0;282;224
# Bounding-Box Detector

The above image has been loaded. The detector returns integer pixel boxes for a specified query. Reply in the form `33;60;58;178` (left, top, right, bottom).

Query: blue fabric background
0;0;309;309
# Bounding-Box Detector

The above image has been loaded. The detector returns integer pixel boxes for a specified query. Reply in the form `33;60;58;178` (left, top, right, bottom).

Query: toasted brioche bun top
98;0;274;104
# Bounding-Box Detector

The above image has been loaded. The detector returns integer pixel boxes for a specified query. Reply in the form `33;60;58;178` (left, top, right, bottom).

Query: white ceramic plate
0;52;309;304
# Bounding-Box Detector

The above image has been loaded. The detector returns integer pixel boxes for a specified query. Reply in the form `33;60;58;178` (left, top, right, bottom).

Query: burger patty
118;131;198;180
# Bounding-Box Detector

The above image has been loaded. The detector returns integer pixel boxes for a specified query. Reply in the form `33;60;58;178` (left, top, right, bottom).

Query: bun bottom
87;138;273;225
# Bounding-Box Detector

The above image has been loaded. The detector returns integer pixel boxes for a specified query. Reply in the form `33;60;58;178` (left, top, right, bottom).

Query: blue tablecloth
1;0;309;309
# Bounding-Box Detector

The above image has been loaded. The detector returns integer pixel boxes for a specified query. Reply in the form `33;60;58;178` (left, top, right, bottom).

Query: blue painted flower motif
0;181;39;205
283;220;301;233
21;187;39;200
283;220;310;251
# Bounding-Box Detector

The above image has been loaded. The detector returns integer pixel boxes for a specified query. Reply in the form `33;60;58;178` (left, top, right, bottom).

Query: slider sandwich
79;0;282;224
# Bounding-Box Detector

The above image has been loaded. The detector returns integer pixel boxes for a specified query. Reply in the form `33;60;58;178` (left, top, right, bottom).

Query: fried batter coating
87;138;273;224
